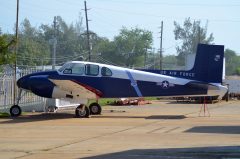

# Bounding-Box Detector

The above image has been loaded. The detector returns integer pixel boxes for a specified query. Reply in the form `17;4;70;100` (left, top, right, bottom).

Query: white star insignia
162;81;169;88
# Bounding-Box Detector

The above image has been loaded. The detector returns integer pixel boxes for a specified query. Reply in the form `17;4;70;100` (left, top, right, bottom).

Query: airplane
10;44;228;118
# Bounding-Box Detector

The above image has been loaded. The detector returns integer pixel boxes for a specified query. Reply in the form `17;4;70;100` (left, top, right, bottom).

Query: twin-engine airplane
10;44;228;118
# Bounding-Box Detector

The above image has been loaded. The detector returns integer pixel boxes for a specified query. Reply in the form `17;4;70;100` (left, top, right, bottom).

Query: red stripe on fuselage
71;80;103;98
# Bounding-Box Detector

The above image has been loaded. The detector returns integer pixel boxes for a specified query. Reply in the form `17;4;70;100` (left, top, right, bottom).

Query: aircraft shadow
166;100;202;104
81;146;240;159
0;113;75;124
185;126;240;134
92;115;187;120
0;114;187;124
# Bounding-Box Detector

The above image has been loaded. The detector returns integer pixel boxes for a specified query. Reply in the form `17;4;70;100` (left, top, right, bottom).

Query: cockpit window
101;67;112;76
85;64;99;76
58;63;72;72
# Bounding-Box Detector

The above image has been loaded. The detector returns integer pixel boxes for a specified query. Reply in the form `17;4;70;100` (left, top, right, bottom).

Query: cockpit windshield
58;63;72;72
58;62;85;75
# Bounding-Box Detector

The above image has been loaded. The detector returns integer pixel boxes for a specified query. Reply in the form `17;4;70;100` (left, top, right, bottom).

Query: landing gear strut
75;104;90;118
10;89;23;117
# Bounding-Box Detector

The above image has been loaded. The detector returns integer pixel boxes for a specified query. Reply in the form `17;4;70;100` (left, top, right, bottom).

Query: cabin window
101;67;112;76
71;63;85;75
85;64;99;76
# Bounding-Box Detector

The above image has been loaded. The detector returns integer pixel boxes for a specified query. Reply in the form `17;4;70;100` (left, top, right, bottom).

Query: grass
88;97;160;106
0;112;10;117
144;97;159;100
88;98;116;106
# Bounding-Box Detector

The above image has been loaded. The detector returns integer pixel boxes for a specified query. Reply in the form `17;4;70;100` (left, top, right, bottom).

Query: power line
17;53;86;60
91;0;240;7
93;7;240;23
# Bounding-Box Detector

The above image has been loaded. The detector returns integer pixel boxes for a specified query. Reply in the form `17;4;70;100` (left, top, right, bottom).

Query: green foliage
40;16;86;64
225;49;240;75
93;38;124;65
0;32;16;65
236;67;240;75
174;18;214;66
114;27;153;67
2;16;154;68
17;19;50;66
93;27;153;67
0;112;10;117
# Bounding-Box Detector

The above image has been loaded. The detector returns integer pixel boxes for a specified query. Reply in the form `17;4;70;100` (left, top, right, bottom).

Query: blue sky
1;0;240;55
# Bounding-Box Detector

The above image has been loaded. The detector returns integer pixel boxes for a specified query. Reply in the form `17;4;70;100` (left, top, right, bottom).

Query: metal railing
0;68;45;113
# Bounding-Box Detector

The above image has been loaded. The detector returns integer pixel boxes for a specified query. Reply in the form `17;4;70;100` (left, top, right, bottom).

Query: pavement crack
147;127;165;134
164;127;180;133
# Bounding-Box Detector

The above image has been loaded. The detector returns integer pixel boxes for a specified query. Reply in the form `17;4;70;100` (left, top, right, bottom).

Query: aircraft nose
17;76;30;90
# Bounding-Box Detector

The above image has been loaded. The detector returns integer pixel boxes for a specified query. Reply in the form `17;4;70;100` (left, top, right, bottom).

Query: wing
49;79;102;99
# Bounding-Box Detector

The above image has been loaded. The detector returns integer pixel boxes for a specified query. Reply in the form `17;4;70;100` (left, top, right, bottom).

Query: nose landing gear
10;89;23;117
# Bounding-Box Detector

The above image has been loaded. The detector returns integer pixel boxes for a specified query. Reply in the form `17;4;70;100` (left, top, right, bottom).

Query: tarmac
0;100;240;159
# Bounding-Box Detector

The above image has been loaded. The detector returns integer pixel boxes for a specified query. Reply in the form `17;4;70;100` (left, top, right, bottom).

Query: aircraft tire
10;105;22;117
75;104;90;118
89;103;102;115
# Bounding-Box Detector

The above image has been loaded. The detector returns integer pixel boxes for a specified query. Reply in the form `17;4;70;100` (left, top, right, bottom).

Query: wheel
75;104;90;118
10;105;22;117
89;102;102;115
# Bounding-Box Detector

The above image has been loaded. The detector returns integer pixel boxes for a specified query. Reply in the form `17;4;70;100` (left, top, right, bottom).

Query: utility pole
152;48;155;69
198;26;201;44
52;16;57;70
159;21;163;70
84;0;91;61
13;0;19;104
144;46;147;68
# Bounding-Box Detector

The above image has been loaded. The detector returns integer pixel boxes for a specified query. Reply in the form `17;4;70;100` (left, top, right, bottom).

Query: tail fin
191;44;224;83
141;44;225;83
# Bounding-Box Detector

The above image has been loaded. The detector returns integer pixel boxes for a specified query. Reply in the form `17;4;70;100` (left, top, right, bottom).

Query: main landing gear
75;102;102;118
75;104;90;118
89;102;102;115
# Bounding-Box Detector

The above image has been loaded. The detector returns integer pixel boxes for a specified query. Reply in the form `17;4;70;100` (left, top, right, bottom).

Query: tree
40;16;85;64
236;67;240;75
92;27;153;67
114;27;153;67
0;30;15;65
17;19;50;66
163;55;178;70
93;38;125;66
225;49;240;75
174;18;214;66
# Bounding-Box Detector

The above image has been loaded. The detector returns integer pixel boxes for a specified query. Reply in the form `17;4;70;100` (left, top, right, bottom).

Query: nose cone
17;76;31;90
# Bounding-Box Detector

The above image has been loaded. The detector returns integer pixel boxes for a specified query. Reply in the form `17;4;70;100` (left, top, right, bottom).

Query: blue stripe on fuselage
125;70;143;97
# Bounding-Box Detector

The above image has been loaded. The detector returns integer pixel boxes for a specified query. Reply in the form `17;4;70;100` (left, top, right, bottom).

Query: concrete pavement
0;100;240;159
